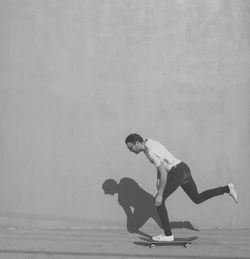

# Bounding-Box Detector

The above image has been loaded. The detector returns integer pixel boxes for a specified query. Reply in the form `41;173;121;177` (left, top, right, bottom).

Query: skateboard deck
135;236;197;249
149;239;192;248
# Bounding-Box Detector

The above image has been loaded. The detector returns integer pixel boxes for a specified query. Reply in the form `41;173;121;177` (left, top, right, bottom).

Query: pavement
0;226;250;259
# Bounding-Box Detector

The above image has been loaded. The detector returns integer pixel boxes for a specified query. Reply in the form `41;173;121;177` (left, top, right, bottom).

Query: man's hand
155;193;163;207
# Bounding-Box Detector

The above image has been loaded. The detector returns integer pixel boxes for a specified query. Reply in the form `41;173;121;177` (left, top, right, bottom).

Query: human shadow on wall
102;177;198;238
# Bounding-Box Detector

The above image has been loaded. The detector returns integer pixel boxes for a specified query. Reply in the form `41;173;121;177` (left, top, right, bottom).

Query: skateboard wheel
185;243;191;248
150;244;156;249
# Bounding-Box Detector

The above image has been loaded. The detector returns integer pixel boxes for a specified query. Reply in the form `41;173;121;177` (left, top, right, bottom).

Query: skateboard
134;236;197;249
149;239;192;249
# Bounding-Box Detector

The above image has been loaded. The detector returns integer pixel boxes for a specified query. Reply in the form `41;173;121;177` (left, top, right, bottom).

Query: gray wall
0;0;249;229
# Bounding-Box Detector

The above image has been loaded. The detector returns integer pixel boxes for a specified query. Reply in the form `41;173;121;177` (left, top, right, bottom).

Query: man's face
126;142;141;154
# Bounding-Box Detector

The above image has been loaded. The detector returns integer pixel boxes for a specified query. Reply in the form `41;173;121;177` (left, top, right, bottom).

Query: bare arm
156;170;160;189
155;162;168;206
157;162;168;195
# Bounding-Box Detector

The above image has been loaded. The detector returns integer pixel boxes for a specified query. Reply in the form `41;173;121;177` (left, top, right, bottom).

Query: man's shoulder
145;138;163;149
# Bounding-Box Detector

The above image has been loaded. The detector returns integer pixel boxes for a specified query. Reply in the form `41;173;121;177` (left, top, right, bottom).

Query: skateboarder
125;133;238;242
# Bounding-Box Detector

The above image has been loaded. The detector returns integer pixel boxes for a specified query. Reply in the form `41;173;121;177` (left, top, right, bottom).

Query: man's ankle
164;229;172;236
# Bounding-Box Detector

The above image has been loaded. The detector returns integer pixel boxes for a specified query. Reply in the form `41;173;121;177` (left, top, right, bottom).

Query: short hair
125;133;143;144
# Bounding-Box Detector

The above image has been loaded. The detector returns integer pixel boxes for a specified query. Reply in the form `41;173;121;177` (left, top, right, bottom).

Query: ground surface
0;227;249;259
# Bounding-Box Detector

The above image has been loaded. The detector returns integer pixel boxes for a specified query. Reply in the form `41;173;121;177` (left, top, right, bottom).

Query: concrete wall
0;0;249;229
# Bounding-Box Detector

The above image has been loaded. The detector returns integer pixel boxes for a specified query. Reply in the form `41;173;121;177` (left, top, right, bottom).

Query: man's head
125;133;144;154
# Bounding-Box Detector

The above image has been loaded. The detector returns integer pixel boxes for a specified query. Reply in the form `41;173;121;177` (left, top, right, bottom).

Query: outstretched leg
181;177;229;204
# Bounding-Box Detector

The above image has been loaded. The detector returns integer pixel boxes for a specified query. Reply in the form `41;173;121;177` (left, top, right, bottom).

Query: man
125;133;238;242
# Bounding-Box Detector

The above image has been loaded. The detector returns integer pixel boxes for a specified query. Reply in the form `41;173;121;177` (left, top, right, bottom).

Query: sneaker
228;183;238;204
152;233;174;242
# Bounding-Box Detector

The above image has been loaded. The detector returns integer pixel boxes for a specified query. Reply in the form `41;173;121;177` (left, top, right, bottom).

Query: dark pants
156;162;229;235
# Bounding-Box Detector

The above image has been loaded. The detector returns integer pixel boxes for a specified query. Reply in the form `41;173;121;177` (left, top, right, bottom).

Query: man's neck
141;139;147;152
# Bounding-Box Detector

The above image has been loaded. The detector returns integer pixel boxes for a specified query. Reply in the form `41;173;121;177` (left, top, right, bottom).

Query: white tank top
144;138;181;172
